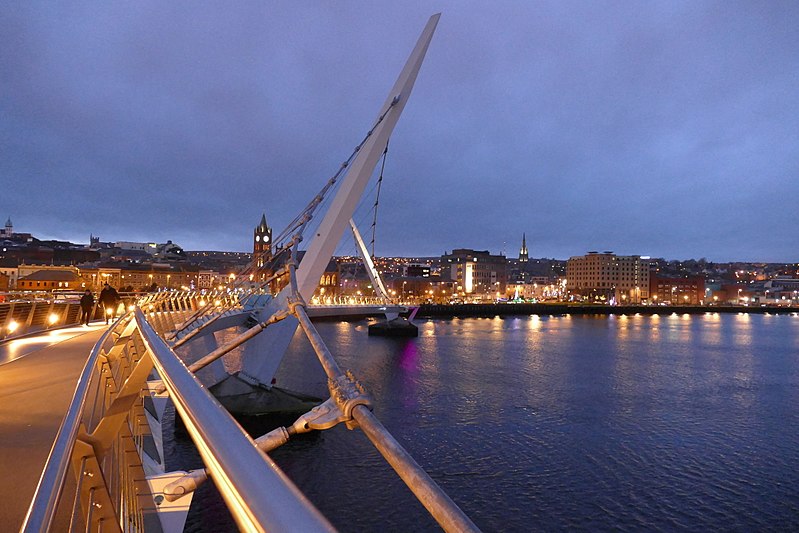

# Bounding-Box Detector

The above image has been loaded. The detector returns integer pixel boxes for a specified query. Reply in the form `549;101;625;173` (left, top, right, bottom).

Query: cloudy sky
2;2;797;262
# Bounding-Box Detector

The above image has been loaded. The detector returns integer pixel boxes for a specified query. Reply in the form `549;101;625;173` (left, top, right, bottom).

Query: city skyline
3;215;798;266
2;2;798;262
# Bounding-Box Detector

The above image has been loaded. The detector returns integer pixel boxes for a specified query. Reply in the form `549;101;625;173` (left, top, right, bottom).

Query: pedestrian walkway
0;324;107;530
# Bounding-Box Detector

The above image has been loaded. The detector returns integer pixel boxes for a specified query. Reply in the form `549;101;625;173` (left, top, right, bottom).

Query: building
153;241;186;261
567;251;650;303
649;273;705;305
0;217;12;238
16;269;82;291
261;251;338;299
505;276;561;300
253;214;272;270
0;259;18;289
442;249;507;300
403;263;431;277
385;276;456;303
519;234;528;263
115;241;159;254
197;269;223;289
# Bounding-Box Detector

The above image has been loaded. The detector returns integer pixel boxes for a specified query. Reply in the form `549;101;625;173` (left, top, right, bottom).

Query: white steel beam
295;13;440;301
239;15;440;386
349;218;389;301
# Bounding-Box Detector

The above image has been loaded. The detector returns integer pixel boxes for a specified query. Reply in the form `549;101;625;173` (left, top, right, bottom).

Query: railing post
25;301;38;330
1;302;18;338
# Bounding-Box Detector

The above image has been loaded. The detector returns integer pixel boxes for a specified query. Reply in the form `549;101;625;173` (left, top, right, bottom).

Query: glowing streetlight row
5;313;60;335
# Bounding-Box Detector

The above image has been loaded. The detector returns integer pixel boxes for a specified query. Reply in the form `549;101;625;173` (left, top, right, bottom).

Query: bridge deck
0;323;107;530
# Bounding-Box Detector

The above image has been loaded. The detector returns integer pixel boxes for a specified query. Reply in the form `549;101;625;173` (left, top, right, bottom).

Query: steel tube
170;306;228;348
185;311;288;374
352;405;481;533
135;309;334;532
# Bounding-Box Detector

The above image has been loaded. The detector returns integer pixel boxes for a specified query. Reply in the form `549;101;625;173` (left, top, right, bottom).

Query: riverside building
442;249;507;300
566;251;650;303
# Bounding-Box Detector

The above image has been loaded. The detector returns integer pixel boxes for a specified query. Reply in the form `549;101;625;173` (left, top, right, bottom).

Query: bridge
5;286;476;532
0;14;482;532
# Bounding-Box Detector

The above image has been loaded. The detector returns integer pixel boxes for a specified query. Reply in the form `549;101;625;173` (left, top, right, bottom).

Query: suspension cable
370;140;389;259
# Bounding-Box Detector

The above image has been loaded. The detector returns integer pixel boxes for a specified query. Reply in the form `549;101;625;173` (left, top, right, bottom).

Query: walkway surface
0;323;107;530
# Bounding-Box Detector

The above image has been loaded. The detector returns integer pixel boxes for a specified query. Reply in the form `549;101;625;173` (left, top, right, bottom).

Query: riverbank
416;303;798;318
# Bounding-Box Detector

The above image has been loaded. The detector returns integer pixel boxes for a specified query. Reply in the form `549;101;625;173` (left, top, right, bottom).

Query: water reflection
180;313;799;533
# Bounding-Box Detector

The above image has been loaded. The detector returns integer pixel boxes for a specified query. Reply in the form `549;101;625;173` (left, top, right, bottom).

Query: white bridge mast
349;218;390;302
238;14;440;387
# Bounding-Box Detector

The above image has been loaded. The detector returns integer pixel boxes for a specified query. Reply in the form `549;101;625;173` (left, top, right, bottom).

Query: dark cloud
2;1;798;262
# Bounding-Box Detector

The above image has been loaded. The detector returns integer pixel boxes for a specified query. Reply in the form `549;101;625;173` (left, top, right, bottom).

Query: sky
2;2;798;263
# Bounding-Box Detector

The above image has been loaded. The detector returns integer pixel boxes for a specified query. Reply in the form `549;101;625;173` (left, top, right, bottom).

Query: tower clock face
264;235;270;243
255;235;260;242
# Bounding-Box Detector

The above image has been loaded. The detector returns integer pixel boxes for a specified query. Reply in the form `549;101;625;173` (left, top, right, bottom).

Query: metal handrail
134;309;335;532
20;315;131;533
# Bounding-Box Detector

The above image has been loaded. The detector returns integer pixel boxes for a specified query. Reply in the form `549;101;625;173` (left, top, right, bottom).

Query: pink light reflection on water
396;339;421;411
398;338;419;372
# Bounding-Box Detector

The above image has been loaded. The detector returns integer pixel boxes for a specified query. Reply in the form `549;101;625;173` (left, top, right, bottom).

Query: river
174;312;799;531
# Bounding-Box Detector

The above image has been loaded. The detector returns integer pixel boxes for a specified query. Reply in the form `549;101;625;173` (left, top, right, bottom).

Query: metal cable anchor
328;371;373;430
253;372;373;455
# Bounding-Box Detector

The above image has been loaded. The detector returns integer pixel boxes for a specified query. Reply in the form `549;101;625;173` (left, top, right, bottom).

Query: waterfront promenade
0;323;106;530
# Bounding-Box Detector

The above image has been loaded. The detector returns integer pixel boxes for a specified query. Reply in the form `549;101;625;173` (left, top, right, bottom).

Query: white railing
23;278;479;532
22;298;334;532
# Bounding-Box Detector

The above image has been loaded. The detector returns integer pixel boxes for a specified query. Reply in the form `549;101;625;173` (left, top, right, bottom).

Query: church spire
519;233;528;263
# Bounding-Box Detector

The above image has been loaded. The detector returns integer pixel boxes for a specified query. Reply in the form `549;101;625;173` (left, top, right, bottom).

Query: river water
174;312;799;532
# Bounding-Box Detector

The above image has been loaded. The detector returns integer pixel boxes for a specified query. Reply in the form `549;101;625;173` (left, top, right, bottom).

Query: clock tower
253;213;272;268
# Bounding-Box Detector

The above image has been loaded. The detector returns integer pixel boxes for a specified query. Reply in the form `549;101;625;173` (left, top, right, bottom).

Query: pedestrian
79;289;94;326
99;283;120;324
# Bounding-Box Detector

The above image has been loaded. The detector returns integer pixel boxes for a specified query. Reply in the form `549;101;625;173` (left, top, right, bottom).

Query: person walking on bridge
79;289;94;326
98;283;120;324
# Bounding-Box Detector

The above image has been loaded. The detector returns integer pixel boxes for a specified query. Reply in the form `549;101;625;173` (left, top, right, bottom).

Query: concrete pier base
368;317;419;337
